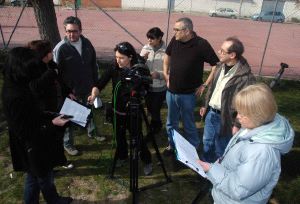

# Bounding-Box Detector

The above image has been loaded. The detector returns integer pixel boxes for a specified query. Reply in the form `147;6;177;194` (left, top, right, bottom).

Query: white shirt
209;65;237;110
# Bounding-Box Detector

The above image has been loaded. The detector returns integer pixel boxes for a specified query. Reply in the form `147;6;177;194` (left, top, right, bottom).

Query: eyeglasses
173;27;186;32
66;30;80;34
219;49;230;55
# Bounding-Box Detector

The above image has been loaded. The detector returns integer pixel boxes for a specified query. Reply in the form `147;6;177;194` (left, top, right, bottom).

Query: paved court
1;6;300;79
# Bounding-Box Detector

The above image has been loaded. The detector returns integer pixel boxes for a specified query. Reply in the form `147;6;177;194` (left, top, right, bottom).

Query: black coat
2;79;66;177
96;65;132;113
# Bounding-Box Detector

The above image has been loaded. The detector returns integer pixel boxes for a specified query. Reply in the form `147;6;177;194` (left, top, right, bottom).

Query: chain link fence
0;0;299;78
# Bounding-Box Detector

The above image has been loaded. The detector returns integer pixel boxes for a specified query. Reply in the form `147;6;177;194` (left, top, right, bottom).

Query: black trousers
114;113;152;164
145;90;166;127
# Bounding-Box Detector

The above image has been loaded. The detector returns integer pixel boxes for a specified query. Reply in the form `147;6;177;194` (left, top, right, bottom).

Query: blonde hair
234;83;277;127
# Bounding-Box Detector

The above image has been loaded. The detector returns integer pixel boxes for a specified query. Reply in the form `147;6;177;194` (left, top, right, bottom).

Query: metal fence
0;0;300;79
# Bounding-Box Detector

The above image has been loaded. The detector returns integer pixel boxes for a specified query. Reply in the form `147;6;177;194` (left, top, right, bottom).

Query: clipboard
172;130;207;178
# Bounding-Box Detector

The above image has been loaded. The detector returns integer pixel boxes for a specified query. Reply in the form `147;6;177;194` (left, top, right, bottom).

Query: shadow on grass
71;199;130;203
280;131;300;179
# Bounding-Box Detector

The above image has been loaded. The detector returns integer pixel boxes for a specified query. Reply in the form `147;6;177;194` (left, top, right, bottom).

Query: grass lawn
0;67;300;203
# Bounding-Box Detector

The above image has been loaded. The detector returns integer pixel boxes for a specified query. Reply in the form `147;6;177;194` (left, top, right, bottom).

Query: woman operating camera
88;42;153;175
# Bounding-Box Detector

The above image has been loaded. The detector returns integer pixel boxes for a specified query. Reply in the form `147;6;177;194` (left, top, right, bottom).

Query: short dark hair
27;40;52;60
146;27;164;41
176;17;193;31
226;37;244;59
114;41;138;66
63;16;82;30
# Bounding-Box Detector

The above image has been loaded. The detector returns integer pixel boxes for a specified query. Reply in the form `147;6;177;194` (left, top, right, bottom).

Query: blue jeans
24;171;59;204
166;90;200;148
63;119;95;148
202;110;231;162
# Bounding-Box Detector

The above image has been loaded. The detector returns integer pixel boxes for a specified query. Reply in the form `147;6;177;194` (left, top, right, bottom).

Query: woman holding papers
197;83;294;204
27;40;74;169
88;42;153;175
2;47;72;204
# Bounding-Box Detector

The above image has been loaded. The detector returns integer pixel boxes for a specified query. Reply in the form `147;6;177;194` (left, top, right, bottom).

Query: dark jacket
53;35;98;96
2;79;66;177
205;57;256;136
96;64;132;113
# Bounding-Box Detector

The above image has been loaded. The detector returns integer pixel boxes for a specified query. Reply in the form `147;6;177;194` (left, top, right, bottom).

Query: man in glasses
53;16;105;157
199;37;256;163
163;17;218;156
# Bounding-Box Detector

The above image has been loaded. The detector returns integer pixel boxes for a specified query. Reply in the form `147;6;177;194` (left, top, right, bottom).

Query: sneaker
144;163;153;176
64;146;79;156
94;135;106;142
62;162;74;169
88;132;106;142
162;145;174;157
115;159;127;168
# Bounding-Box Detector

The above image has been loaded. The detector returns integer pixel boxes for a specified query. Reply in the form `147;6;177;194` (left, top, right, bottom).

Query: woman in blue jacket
198;83;294;204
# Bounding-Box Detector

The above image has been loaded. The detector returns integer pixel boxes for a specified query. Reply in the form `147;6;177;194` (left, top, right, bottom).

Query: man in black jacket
53;16;105;156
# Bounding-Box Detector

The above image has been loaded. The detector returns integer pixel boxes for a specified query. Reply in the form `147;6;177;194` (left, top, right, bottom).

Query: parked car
208;8;238;19
251;11;285;23
11;0;32;6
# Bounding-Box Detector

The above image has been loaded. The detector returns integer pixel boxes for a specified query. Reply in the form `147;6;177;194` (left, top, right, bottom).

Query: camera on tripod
121;63;153;97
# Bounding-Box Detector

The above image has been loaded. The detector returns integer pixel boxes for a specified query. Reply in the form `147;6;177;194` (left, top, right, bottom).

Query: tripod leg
129;99;142;203
141;107;171;182
149;132;171;182
130;143;139;204
109;150;118;178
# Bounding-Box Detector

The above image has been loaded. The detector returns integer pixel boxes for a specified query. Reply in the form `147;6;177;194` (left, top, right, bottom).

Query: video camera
121;63;152;97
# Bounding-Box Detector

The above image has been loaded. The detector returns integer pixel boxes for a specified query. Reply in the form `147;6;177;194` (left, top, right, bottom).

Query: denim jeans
166;90;200;148
63;120;95;148
24;171;59;204
63;94;96;148
202;110;231;162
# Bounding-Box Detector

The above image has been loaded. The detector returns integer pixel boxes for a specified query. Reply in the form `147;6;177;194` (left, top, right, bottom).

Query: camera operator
88;42;153;175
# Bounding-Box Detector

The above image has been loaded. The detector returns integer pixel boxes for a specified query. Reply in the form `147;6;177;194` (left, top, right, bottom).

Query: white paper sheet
173;130;207;178
93;96;103;108
59;98;91;127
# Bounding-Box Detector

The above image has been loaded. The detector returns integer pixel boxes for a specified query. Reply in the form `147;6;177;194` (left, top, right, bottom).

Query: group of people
2;15;294;204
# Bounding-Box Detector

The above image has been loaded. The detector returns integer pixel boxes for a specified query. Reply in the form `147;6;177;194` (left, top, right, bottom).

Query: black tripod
109;92;171;204
269;62;289;89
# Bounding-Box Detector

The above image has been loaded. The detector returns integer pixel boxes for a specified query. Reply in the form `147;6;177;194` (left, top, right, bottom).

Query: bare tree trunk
31;0;61;46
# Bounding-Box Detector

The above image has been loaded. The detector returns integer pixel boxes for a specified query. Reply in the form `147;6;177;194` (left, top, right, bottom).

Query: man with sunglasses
199;37;256;163
53;16;105;156
163;17;218;156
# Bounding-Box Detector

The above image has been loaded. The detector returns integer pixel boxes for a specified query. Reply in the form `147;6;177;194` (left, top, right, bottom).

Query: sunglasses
117;44;128;52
